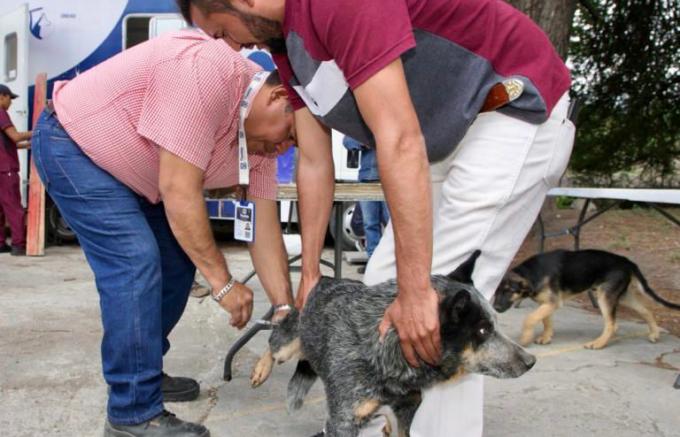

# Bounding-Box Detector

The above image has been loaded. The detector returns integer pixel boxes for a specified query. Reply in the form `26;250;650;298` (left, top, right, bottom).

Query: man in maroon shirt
0;84;32;256
180;1;576;435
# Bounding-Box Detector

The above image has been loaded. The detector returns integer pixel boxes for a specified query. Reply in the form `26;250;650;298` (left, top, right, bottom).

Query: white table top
547;188;680;205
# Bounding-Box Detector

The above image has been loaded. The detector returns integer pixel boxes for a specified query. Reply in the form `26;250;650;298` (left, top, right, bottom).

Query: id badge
234;201;256;243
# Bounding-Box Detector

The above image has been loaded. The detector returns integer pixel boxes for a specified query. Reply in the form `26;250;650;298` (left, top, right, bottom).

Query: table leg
334;202;344;279
537;214;546;253
574;199;590;251
650;204;680;227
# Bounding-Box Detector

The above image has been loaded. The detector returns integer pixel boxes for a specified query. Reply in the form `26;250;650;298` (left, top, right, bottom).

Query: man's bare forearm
162;188;230;291
352;58;433;298
377;133;433;295
247;197;293;306
294;109;334;280
297;153;334;277
352;58;439;365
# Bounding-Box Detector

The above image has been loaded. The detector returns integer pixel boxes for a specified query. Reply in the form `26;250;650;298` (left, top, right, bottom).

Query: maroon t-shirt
273;0;571;162
0;108;20;172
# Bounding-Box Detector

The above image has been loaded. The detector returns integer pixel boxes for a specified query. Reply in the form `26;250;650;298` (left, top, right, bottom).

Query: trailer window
4;32;17;82
124;16;152;49
149;17;188;38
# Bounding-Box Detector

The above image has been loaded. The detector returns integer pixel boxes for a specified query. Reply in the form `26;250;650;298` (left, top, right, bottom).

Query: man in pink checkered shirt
32;30;296;437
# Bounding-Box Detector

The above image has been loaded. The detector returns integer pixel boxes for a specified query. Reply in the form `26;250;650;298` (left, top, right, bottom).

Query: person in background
342;135;390;273
0;84;32;256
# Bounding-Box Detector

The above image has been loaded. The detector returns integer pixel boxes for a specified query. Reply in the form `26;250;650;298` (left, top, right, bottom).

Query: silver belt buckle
502;78;524;102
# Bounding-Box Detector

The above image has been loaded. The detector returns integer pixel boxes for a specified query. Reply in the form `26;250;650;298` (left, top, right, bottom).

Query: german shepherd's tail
631;263;680;310
287;360;318;412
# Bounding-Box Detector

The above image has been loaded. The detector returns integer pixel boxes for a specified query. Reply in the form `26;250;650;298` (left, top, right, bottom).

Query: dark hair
176;0;235;24
265;70;282;87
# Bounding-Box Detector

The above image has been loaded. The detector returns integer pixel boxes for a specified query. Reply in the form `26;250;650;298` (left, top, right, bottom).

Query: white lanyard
238;71;270;194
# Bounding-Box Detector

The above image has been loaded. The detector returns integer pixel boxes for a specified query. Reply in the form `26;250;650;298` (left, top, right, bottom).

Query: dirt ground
514;202;680;337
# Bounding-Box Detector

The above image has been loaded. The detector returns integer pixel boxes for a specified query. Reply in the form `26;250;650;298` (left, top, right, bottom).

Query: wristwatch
212;276;236;303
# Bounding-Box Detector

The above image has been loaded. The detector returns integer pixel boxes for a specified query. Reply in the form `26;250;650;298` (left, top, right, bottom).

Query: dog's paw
251;350;274;388
648;331;660;343
583;340;607;350
534;334;552;345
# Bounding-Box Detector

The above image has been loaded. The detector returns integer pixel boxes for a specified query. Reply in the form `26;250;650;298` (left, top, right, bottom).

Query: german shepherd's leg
250;349;274;387
620;283;661;343
584;288;618;350
535;314;555;345
390;391;422;437
520;303;557;346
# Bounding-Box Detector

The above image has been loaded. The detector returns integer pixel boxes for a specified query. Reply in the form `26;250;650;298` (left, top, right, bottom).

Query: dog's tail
287;360;318;412
631;263;680;310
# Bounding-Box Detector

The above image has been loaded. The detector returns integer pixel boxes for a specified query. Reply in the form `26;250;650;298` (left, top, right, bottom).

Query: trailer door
1;4;30;204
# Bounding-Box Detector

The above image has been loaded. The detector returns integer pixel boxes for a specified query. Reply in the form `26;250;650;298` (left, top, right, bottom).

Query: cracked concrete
1;244;679;436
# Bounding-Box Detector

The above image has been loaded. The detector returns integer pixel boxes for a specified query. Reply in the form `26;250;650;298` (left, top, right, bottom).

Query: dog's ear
508;271;531;290
447;250;481;285
441;289;471;324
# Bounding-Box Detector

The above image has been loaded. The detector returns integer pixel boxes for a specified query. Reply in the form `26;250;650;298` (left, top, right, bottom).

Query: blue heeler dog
250;251;536;436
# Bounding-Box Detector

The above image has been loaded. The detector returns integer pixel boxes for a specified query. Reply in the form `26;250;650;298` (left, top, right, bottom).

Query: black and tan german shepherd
492;249;680;349
250;251;535;437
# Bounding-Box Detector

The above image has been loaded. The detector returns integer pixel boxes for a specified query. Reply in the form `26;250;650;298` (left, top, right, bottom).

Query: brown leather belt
480;79;524;113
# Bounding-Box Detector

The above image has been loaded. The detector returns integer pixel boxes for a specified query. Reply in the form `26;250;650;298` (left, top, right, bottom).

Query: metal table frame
539;188;680;388
222;182;384;381
539;188;680;253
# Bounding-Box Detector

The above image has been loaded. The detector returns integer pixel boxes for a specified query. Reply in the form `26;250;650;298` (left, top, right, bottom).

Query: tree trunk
506;0;578;59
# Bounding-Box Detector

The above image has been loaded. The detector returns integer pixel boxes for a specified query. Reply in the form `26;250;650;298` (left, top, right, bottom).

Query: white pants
360;93;575;437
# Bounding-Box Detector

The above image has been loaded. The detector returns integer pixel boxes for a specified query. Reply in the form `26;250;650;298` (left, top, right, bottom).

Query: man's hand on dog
217;282;254;329
379;285;442;367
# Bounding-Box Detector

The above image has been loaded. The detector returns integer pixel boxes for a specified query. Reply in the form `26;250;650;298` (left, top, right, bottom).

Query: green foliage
555;196;576;209
569;0;679;187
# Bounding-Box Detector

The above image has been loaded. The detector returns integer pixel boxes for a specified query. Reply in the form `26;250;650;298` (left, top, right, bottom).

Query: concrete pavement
1;244;678;436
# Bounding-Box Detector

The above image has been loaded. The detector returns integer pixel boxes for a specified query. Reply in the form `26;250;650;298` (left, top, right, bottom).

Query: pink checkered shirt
53;30;277;203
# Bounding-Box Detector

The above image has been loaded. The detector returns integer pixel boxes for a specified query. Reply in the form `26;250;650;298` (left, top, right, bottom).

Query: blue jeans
358;201;390;258
32;109;196;425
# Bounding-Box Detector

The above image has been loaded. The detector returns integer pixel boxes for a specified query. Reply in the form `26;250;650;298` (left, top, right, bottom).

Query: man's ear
447;250;481;285
266;84;288;105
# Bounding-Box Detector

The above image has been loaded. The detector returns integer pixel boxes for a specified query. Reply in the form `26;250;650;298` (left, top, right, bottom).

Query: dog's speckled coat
257;252;535;436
